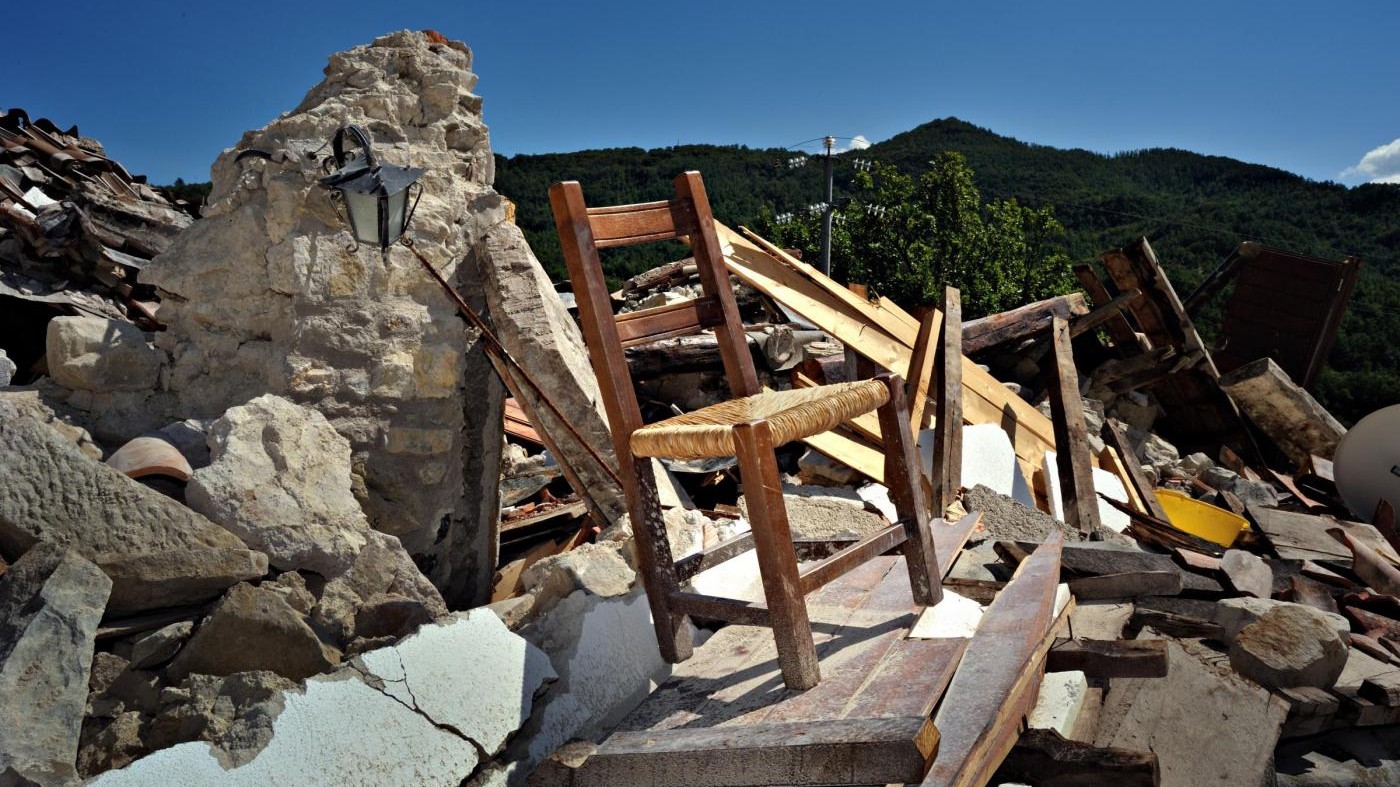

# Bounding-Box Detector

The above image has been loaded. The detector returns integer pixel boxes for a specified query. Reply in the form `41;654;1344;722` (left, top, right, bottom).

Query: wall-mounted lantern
318;125;424;251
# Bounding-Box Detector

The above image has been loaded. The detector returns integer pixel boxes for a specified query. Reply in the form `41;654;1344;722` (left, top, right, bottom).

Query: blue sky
9;1;1400;186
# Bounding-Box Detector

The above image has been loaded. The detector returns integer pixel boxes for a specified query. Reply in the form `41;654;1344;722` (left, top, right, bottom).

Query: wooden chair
549;171;942;690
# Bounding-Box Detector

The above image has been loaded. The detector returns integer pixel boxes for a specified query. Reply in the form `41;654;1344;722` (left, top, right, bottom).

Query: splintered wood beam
1046;638;1169;678
960;292;1088;355
1101;419;1170;521
923;533;1065;787
931;287;964;516
994;729;1159;787
1026;288;1143;363
1046;316;1102;537
1074;263;1142;356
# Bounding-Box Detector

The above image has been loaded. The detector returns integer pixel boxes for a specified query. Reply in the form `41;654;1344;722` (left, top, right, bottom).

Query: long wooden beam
923;532;1065;787
1046;316;1102;537
931;286;963;516
960;293;1088;354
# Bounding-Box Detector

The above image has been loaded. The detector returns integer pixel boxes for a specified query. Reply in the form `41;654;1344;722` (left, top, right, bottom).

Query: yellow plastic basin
1155;488;1249;547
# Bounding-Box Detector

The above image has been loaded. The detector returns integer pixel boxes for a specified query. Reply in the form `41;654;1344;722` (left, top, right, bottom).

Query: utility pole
819;135;835;277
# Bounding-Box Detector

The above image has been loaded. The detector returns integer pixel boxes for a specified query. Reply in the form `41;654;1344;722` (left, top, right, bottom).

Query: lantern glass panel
385;187;410;247
344;190;382;247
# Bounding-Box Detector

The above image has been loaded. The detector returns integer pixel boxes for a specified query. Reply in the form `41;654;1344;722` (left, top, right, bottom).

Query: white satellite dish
1333;404;1400;521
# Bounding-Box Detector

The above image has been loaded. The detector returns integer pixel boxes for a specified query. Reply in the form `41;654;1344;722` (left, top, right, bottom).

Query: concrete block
1028;670;1089;737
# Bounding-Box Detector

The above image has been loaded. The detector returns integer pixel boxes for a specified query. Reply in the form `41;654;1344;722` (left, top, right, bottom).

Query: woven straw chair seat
630;380;889;460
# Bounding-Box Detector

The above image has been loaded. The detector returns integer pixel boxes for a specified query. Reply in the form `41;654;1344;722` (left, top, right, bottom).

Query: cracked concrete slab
90;610;554;786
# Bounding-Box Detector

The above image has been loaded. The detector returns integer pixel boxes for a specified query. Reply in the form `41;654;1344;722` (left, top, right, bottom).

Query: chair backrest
549;171;760;461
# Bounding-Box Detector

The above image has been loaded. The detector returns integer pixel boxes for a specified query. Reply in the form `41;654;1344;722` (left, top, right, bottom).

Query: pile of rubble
1;27;1396;787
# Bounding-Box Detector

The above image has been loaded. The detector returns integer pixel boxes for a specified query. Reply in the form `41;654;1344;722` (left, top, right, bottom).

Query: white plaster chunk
1092;467;1131;533
688;550;764;602
1043;450;1066;523
359;610;556;756
510;589;680;781
920;424;1035;507
1055;583;1072;618
856;483;897;523
89;677;477;787
92;610;554;786
1028;670;1088;737
909;589;985;639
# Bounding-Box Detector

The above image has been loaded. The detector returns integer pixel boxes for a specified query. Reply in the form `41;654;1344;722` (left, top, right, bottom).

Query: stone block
45;316;162;392
1221;357;1346;464
0;400;266;614
1214;597;1349;643
1229;604;1349;689
0;544;112;787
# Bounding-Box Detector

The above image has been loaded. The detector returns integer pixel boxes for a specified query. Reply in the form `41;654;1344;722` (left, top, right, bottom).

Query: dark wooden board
923;533;1065;787
570;557;968;786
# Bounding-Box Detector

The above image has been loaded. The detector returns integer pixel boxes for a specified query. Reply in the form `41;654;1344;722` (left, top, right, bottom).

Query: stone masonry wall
142;32;505;606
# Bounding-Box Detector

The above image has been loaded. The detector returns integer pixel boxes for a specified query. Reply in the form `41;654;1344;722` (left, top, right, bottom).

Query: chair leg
624;455;694;664
733;420;820;690
874;374;944;607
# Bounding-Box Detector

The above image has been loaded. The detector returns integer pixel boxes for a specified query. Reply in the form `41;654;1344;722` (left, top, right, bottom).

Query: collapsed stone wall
131;32;506;606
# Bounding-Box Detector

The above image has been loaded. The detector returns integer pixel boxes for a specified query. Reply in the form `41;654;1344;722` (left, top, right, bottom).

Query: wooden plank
1251;506;1400;565
841;637;968;719
935;511;983;578
803;428;886;483
1046;638;1169;678
1101;420;1169;521
1069;571;1183;600
1097;444;1145;514
738;225;923;340
668;591;771;627
799;524;906;595
503;398;543;444
1046;316;1102;537
614;295;723;348
876;374;944;607
931;287;963;516
923;533;1065;787
907;308;943;433
1101;249;1175;351
579;716;937;787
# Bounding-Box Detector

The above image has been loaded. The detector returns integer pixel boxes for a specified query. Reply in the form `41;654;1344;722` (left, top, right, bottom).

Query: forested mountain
492;118;1400;423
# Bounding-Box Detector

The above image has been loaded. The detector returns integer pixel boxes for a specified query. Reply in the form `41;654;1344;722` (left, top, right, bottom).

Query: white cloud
1341;137;1400;183
841;135;871;153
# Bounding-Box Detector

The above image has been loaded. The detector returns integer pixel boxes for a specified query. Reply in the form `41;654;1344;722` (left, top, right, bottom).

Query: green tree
756;152;1074;317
